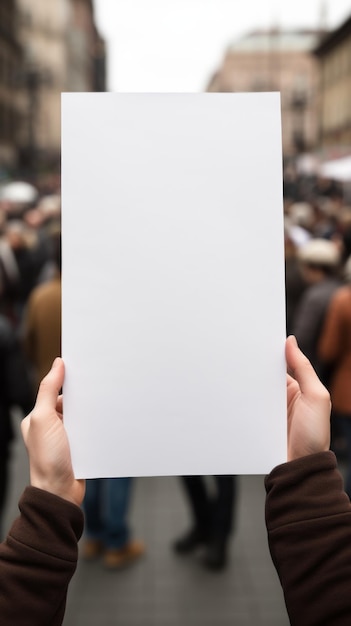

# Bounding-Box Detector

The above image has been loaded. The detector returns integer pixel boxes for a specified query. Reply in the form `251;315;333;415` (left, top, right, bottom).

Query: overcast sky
94;1;351;92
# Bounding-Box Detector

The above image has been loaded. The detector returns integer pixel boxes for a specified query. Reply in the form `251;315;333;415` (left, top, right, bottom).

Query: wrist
29;472;84;507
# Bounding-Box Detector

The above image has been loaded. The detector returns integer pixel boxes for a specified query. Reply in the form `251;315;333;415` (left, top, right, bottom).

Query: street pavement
5;420;290;626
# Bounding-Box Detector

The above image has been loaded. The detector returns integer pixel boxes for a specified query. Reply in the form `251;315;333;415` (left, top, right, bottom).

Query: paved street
5;420;290;626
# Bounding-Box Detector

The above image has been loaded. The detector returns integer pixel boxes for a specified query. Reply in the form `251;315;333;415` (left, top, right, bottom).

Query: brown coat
318;285;351;414
0;487;83;625
23;276;61;389
265;451;351;625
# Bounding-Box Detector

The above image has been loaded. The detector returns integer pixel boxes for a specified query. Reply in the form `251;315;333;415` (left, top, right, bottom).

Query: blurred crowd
0;175;61;536
284;164;351;499
1;165;351;565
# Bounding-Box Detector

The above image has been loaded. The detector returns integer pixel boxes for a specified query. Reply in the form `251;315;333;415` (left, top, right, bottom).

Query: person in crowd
82;477;145;569
22;232;61;390
313;175;344;202
0;221;43;324
292;237;341;382
24;198;62;285
284;223;307;335
0;313;34;537
173;474;236;571
0;357;84;626
318;255;351;498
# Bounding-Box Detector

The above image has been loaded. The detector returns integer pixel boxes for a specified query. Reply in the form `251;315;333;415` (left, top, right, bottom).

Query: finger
285;335;325;396
34;358;65;413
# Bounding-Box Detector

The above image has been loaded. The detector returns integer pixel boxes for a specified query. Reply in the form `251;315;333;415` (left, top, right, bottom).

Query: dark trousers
181;475;237;541
0;447;10;537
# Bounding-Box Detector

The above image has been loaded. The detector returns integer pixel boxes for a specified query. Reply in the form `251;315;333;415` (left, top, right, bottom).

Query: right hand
286;335;331;462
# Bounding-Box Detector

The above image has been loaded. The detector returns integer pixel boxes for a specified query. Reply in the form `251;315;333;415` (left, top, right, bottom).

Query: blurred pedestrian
292;238;341;383
318;256;351;497
0;314;33;536
22;233;61;390
0;221;43;324
284;223;307;335
173;475;237;570
82;478;145;569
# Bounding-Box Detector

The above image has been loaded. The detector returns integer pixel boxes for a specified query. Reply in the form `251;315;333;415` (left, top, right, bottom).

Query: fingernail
52;357;61;369
289;335;298;346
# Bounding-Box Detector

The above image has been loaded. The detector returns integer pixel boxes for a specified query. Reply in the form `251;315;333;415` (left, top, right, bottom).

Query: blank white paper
61;92;286;478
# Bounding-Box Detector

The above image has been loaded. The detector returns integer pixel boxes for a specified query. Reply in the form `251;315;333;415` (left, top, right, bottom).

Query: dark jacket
293;278;340;381
0;316;34;454
265;451;351;625
0;487;84;625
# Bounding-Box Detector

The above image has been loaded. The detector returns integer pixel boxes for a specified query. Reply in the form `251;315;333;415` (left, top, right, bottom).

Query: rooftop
228;29;326;53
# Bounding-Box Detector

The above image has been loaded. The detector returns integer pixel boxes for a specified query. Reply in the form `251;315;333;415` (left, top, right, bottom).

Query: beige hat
289;202;314;228
298;238;340;267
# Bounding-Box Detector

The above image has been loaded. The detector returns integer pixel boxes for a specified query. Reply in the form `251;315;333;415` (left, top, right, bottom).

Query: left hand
21;358;85;506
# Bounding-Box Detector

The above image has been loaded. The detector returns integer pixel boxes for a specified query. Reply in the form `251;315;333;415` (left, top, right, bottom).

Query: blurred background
1;0;351;176
1;1;351;625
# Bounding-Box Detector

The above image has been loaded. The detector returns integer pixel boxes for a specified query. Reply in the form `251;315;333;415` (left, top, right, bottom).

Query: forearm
265;451;351;626
0;486;84;626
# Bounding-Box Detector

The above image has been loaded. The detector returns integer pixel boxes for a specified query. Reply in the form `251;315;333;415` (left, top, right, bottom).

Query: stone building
314;14;351;149
66;0;106;92
0;1;22;168
207;29;324;157
16;0;106;169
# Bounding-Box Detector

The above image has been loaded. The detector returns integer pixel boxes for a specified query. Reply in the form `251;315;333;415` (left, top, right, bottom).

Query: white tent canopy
0;181;38;203
319;155;351;182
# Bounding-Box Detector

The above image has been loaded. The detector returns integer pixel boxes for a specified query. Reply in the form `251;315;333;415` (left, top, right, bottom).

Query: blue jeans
84;477;133;549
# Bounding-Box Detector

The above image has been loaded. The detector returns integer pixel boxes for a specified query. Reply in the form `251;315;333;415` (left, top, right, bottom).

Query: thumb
285;335;324;397
34;358;65;413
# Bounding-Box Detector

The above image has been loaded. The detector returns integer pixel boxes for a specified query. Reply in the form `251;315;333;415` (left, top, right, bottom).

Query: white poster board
61;92;286;479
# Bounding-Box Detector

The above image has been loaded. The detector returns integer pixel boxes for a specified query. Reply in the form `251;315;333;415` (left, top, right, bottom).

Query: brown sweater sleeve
265;451;351;626
0;486;84;626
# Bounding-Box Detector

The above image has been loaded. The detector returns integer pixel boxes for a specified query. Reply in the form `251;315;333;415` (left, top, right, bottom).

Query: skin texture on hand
286;335;331;462
21;358;85;506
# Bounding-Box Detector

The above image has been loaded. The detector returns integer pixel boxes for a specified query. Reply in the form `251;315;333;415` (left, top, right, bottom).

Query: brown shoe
103;540;145;569
81;539;104;560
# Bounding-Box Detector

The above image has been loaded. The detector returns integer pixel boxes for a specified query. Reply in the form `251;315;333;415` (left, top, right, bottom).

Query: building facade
314;15;351;149
15;0;106;169
66;0;106;92
208;29;324;157
0;1;22;168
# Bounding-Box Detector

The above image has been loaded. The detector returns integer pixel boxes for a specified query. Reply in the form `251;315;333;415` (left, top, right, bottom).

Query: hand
21;358;85;506
286;335;331;462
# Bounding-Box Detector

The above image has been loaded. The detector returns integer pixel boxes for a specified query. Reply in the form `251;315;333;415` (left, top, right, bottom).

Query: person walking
173;474;237;570
82;477;145;569
318;256;351;497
